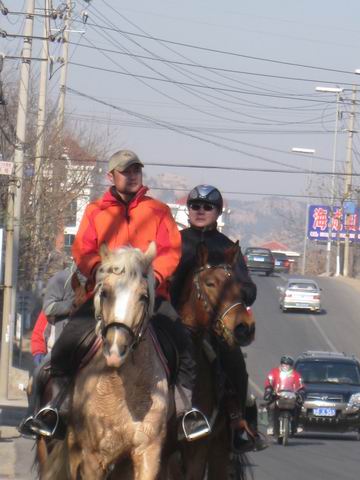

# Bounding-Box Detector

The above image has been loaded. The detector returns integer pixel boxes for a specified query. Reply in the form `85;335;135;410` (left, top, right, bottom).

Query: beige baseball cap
108;149;144;173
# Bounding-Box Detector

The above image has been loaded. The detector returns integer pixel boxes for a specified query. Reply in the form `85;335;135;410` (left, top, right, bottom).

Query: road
245;273;360;480
2;273;360;479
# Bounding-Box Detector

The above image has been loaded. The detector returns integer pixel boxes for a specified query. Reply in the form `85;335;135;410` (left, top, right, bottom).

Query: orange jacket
72;186;181;298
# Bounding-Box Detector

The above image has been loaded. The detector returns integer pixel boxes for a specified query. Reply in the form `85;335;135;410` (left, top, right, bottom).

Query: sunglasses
189;203;216;212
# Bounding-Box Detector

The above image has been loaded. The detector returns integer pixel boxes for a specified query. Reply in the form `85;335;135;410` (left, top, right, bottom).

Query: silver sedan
278;278;322;313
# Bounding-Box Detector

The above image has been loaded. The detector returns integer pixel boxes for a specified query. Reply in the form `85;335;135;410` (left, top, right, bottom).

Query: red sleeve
31;311;48;356
264;368;276;389
153;207;181;297
72;203;101;278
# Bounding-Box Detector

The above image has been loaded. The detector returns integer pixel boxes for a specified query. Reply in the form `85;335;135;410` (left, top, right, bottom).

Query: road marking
309;314;337;352
249;377;263;397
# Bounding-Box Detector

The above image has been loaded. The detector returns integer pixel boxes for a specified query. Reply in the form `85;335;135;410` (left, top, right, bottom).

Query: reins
95;267;151;352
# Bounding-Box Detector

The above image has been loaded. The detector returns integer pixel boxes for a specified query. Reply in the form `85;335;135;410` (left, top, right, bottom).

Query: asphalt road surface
245;273;360;480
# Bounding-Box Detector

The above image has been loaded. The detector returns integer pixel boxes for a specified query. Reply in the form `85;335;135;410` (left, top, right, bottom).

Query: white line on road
309;314;337;352
249;377;263;397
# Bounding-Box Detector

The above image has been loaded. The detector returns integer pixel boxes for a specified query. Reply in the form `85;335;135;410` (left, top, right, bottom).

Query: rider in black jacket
171;185;267;453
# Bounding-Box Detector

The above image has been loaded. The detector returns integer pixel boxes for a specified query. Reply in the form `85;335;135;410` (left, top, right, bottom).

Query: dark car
244;247;274;276
295;351;360;438
272;252;290;273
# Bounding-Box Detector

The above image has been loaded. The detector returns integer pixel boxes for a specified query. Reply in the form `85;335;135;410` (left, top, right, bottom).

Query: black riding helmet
280;355;294;367
187;185;223;211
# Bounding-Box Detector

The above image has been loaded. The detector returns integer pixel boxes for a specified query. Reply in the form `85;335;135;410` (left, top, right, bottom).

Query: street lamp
291;147;316;275
315;86;344;276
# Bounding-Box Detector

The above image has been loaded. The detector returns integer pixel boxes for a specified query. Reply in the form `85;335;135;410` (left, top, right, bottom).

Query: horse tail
33;437;48;478
231;452;253;480
40;440;70;480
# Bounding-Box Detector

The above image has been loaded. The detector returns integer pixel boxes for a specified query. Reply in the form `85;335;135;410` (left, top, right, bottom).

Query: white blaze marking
114;288;132;322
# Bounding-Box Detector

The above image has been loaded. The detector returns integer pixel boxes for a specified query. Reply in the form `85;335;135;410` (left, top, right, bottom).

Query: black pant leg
219;343;248;413
152;298;196;391
50;316;96;375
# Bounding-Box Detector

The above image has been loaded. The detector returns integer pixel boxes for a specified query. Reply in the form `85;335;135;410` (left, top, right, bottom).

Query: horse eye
101;289;108;299
205;281;216;288
140;293;149;302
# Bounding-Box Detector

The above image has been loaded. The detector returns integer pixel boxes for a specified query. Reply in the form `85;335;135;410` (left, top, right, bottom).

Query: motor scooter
273;390;298;446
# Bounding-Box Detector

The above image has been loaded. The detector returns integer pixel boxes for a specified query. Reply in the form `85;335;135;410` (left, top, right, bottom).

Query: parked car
244;247;274;276
272;252;290;274
277;278;321;313
295;351;360;438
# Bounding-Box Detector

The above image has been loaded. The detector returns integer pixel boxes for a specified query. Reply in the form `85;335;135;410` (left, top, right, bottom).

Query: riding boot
30;375;71;439
175;385;211;442
18;360;52;438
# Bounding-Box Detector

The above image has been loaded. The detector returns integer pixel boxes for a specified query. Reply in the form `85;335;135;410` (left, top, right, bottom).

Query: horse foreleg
76;451;108;480
132;441;162;480
206;426;230;480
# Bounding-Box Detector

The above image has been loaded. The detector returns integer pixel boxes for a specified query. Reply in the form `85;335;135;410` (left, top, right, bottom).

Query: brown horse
174;241;255;480
40;242;170;479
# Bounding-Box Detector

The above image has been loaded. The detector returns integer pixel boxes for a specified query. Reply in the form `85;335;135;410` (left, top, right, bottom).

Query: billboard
308;204;360;242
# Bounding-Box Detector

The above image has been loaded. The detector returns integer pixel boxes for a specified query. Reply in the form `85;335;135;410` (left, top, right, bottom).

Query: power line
67;40;360;90
68;61;346;106
72;16;359;79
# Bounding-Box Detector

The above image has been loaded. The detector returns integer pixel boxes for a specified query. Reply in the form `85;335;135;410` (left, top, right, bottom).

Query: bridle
193;263;244;344
95;269;151;352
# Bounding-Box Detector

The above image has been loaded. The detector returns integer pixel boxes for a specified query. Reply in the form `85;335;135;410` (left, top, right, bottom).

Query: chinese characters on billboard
308;205;360;242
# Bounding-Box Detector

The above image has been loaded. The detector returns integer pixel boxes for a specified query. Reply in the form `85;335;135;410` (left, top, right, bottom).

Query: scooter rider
264;355;305;435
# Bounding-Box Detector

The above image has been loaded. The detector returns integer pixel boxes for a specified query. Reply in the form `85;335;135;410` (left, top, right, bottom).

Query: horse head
184;241;255;348
94;242;156;368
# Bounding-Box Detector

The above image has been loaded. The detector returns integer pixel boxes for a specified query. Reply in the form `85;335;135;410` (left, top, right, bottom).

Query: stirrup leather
182;408;211;442
32;405;60;437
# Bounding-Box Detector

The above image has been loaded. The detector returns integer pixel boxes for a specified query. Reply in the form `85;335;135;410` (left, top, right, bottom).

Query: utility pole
324;91;343;276
343;86;357;277
56;0;71;135
0;0;35;399
33;0;50;287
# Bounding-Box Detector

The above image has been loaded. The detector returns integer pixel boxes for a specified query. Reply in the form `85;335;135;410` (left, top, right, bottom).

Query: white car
278;278;321;313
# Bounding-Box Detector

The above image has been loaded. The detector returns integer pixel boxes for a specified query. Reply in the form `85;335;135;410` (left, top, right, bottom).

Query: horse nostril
234;323;255;346
119;345;127;357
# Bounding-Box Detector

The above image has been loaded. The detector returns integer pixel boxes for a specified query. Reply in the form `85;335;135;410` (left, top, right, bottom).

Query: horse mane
94;246;156;318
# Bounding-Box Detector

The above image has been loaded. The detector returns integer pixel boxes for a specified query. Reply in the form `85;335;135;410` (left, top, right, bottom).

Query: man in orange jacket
21;150;209;440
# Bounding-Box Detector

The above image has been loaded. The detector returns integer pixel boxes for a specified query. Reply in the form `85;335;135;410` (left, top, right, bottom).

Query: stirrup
32;405;59;437
182;408;211;442
17;416;37;439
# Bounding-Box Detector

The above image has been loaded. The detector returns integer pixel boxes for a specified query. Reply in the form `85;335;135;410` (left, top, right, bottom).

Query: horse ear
144;241;157;270
196;242;209;267
99;244;110;262
224;240;240;266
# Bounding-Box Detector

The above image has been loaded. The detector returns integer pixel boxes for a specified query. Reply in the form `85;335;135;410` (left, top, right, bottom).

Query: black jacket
170;226;257;309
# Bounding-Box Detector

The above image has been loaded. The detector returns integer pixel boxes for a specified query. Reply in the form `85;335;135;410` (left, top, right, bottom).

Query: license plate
313;408;336;417
275;260;281;266
254;257;265;262
295;303;308;307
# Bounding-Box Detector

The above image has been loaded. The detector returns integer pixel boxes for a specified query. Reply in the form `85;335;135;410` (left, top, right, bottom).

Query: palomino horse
40;242;170;479
175;241;255;480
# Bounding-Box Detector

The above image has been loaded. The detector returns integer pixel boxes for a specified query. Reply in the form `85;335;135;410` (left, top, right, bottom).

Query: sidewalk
0;398;32;479
334;274;360;294
0;426;35;480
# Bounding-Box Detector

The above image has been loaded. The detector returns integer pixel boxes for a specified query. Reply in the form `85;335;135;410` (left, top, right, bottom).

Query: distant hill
225;196;306;253
144;173;306;253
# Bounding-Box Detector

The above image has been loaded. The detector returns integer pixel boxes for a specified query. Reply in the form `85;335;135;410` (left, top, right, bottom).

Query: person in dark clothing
171;184;267;453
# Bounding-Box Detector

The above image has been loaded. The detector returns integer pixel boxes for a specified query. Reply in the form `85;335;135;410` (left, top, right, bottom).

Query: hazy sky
5;0;360;203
